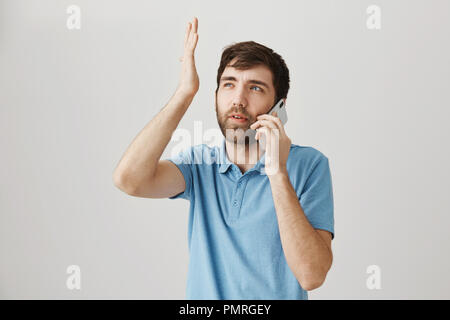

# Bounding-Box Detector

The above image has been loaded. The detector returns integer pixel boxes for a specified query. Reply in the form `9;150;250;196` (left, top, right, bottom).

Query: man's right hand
177;17;200;97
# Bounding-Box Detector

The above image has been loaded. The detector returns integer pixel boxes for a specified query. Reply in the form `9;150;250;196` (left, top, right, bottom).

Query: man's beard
215;100;257;146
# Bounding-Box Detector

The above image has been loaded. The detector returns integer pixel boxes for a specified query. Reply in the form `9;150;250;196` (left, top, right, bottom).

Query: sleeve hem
167;159;192;200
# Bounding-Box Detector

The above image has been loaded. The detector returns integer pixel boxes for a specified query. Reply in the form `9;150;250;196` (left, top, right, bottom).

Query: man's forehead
221;64;273;84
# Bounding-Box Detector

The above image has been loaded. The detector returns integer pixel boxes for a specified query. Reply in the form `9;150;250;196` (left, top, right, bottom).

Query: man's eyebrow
220;76;270;89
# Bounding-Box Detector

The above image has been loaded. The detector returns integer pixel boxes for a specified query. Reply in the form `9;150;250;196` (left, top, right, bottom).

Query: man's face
215;59;276;145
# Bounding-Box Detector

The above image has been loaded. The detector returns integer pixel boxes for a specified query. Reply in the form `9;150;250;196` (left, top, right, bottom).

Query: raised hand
177;17;200;97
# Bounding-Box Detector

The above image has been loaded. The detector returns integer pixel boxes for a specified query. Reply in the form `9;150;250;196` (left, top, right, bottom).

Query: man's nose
231;87;247;108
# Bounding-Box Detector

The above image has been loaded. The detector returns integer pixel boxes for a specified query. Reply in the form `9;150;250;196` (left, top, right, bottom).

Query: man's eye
223;83;262;92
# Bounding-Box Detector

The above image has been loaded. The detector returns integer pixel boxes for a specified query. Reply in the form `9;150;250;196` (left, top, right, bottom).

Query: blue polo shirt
166;138;334;300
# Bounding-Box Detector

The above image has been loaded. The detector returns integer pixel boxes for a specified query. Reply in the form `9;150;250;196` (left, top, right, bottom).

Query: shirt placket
228;167;252;223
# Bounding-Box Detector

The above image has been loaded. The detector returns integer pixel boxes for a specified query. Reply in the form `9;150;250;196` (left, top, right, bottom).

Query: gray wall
1;0;449;299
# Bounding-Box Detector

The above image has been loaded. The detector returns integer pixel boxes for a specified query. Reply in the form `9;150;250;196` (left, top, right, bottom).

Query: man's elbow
299;265;331;291
301;276;326;291
302;251;333;291
113;171;137;195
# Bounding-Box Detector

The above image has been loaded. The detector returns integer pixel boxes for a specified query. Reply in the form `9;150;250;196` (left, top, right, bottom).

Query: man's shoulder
285;144;332;189
289;143;328;162
287;143;330;175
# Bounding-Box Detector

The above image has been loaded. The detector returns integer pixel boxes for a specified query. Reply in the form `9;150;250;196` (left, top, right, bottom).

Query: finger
187;17;197;43
261;127;278;149
193;17;198;34
256;127;270;142
257;126;280;141
257;127;275;169
195;32;199;45
267;129;281;174
184;22;191;47
257;113;281;123
189;33;198;51
250;119;278;130
187;17;198;51
187;24;196;51
256;114;285;134
185;35;197;56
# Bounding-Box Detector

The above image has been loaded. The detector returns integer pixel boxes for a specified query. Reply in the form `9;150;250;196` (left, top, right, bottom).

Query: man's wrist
267;166;289;181
175;87;197;100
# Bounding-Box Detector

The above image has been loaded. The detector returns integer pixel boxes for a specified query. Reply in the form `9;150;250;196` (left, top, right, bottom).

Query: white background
1;0;449;299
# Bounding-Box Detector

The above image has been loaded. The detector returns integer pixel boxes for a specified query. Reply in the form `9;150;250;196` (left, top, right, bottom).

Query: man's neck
225;140;265;174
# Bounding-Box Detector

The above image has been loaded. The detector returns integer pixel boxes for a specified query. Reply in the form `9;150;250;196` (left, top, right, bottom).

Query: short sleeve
299;155;335;239
165;146;194;201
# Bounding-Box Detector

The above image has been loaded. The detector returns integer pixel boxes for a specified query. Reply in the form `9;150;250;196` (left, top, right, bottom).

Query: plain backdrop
1;0;449;299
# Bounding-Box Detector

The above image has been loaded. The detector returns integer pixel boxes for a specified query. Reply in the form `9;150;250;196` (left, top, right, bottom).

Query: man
113;17;334;300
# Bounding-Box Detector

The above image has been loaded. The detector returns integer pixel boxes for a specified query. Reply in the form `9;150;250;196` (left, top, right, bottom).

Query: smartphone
248;99;288;143
266;99;288;125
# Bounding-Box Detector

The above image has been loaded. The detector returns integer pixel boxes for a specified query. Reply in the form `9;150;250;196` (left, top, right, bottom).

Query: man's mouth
229;114;248;123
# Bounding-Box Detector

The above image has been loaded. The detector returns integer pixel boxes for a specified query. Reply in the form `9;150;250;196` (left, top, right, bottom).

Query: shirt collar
218;138;266;174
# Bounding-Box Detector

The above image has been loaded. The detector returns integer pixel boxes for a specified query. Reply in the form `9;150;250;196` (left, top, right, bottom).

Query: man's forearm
268;169;332;291
113;89;195;191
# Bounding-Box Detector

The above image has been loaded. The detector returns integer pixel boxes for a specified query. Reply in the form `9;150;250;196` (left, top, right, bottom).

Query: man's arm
268;170;333;291
113;17;200;197
113;90;194;196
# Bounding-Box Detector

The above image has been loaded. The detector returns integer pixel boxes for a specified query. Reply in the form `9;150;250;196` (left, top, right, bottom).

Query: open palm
178;17;200;96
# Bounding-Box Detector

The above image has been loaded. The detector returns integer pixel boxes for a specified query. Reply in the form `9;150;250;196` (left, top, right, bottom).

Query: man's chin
222;128;258;145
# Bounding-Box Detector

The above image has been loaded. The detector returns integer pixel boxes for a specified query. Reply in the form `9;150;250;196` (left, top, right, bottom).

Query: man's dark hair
215;41;290;105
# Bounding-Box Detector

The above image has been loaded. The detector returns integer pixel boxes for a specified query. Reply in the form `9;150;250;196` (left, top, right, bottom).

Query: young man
113;17;334;300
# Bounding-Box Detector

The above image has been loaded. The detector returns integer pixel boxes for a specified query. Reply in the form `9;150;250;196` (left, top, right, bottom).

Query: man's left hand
250;111;291;177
